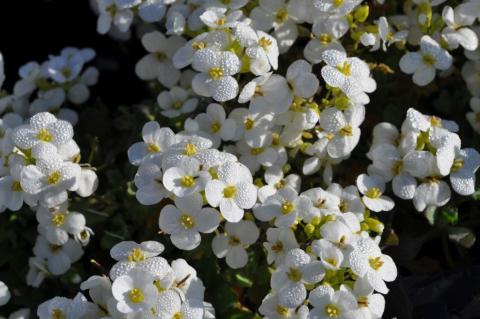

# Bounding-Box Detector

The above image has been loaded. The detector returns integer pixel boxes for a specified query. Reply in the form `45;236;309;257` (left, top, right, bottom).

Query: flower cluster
37;240;214;318
368;108;480;212
0;49;99;287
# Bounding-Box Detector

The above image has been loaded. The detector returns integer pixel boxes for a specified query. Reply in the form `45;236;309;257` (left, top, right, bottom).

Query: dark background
1;1;480;318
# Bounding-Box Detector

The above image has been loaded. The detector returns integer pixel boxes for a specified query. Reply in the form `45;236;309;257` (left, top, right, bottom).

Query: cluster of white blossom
37;240;214;319
0;49;99;287
368;108;480;212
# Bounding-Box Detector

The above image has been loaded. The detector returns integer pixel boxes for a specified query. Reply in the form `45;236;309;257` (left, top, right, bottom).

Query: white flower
254;186;311;228
360;17;390;51
313;0;363;15
312;239;344;271
450;148;480;195
153;290;204;319
12;112;73;150
442;5;478;51
192;48;241;102
194;103;237;147
110;240;164;261
320;213;360;247
356;174;394;212
399;35;452;86
308;285;360;319
127;121;176;166
304;16;347;64
96;0;134;34
321;49;376;102
271;248;325;308
135;31;186;88
352;277;385;319
200;7;242;29
163;157;210;197
37;205;86;246
133;155;168;205
286;60;319;100
205;161;257;222
259;293;309;319
238;72;291;114
37;293;90;319
159;193;221;250
348;236;397;294
33;236;83;275
258;167;301;202
0;281;10;306
212;220;259;269
229;107;274;143
157;86;198;118
263;227;299;265
111;269;157;314
21;155;81;208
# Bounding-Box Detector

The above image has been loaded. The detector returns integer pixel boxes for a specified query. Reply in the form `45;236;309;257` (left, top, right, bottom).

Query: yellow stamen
128;248;145;262
223;185;236;198
47;171;62;185
128;288;144;304
180;175;196;188
180;214;195;229
365;187;382;199
368;256;384;270
37;128;53;142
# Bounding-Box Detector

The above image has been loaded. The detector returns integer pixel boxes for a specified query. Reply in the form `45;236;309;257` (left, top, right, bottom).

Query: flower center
333;0;344;7
325;258;338;267
258;37;273;49
211;121;221;133
216;18;226;26
275;9;288;22
180;214;195;229
173;100;183;109
51;309;66;319
47;171;62;185
368;256;384;270
286;267;302;282
155;51;167;62
11;180;22;192
37;128;53;142
61;67;71;78
223;185;237;198
451;158;464;172
181;175;196;188
429;116;441;127
324;304;341;318
105;4;117;16
319;33;332;44
274;180;286;189
422;54;436;66
147;143;160;153
281;201;295;215
209;67;224;80
173;313;183;319
392;160;403;175
191;42;205;51
365;187;382;199
128;288;144;304
244;118;255;130
128;248;145;262
336;61;351;76
251;147;264;155
276;305;289;316
153;280;165;293
51;213;66;227
339;125;353;137
358;296;369;307
183;143;197;156
339;199;348;213
228;235;241;246
271;241;283;252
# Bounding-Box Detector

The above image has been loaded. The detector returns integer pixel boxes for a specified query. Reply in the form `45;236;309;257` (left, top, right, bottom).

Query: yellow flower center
37;128;53;142
281;201;295;215
208;167;219;179
339;125;353;137
173;101;183;109
183;143;197;156
216;18;226;26
147;143;160;153
153;280;165;293
358;296;369;308
325;258;338;267
51;309;66;319
276;305;289;316
286;267;302;282
336;61;351;76
365;187;382;199
339;199;348;213
319;33;332;44
211;122;221;133
244;118;255;130
228;235;241;246
180;214;195;229
128;288;144;304
274;180;286;189
11;180;22;192
422;54;436;66
251;147;264;155
258;37;273;50
223;185;237;198
128;248;146;262
368;256;384;270
209;67;224;80
47;171;62;185
191;42;205;51
271;241;283;252
155;51;167;61
392;160;403;175
105;4;117;16
51;213;66;227
181;175;196;188
275;9;288;22
324;304;341;318
451;158;464;172
429;116;441;127
254;86;264;97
